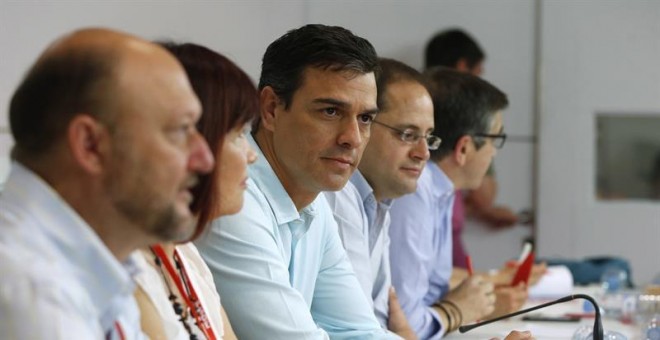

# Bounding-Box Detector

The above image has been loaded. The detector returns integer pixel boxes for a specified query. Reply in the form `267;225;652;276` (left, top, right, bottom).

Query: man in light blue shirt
389;68;527;339
325;58;438;339
196;24;395;339
0;28;214;338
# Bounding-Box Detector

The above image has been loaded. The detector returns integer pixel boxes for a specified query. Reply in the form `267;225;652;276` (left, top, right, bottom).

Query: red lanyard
106;321;125;340
115;321;125;340
151;245;217;340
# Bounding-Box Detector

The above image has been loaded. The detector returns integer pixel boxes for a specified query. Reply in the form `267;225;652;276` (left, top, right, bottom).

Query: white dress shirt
0;162;145;339
195;135;395;339
324;170;394;329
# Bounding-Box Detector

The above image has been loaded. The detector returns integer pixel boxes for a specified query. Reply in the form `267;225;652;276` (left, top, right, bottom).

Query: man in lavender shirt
389;68;528;339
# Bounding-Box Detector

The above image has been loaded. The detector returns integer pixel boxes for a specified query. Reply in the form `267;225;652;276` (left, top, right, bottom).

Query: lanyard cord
150;245;216;340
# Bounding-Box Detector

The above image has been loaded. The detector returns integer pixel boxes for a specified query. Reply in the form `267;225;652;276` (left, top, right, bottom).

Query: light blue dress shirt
196;135;393;340
389;162;455;340
0;162;144;340
324;171;394;329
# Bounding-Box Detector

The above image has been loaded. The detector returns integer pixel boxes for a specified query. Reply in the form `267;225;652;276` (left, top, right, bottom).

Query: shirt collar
246;135;317;225
426;162;455;200
350;170;393;209
5;162;137;317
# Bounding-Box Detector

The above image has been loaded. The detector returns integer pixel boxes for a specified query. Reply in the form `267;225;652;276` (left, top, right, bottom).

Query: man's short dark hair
425;28;485;70
258;24;378;110
376;58;429;112
425;67;508;161
9;50;114;160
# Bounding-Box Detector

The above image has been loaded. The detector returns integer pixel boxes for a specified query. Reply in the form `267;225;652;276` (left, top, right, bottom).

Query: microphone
458;294;603;340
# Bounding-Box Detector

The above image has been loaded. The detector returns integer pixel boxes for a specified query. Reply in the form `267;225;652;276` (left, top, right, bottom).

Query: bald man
0;28;214;338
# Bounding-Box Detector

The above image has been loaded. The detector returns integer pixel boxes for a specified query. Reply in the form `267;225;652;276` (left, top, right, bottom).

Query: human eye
401;130;419;143
239;123;252;138
169;123;194;142
226;124;247;145
321;107;339;118
358;113;375;125
166;123;198;150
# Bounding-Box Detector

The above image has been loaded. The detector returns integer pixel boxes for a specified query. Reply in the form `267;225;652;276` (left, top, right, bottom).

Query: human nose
189;132;214;174
411;137;431;161
337;117;364;149
245;140;257;165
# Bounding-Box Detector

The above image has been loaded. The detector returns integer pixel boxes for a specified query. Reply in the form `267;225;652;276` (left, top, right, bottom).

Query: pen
517;242;532;264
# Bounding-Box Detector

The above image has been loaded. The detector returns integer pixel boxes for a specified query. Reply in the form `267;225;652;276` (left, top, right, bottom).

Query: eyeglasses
473;133;507;149
372;120;442;150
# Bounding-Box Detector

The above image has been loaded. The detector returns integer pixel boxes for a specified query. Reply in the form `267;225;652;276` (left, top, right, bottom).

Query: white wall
537;0;660;285
0;1;310;181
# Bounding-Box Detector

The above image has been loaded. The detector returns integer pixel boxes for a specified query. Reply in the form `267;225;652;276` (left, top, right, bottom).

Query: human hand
387;287;417;340
489;262;547;287
528;262;547;286
487;265;516;286
490;330;534;340
484;283;528;319
443;275;495;324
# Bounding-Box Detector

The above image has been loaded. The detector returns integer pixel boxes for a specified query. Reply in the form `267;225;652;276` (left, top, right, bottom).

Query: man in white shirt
324;58;437;339
196;24;395;339
0;28;214;339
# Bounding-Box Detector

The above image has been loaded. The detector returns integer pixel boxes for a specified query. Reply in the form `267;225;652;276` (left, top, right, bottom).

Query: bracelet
442;299;463;327
444;302;459;332
434;302;453;332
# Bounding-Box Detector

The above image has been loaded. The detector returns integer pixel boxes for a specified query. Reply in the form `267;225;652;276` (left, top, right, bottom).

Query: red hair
161;42;258;241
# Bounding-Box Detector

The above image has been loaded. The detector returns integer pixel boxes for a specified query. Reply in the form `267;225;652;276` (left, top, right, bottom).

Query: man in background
426;28;486;76
0;28;214;338
425;28;520;270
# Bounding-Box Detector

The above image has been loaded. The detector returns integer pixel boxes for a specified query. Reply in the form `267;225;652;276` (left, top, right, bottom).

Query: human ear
259;86;280;132
455;58;471;73
67;114;109;175
454;135;473;166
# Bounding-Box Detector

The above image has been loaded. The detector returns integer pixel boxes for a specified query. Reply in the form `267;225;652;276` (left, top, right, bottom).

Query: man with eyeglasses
325;61;531;340
388;67;529;339
324;58;435;339
425;29;521;276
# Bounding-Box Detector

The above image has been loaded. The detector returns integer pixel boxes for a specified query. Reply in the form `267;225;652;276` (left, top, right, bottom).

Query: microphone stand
458;294;603;340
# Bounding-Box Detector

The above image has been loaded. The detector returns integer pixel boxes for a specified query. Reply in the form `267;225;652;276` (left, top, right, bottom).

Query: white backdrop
537;1;660;285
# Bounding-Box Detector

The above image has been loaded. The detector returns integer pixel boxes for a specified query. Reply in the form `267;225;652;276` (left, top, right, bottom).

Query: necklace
150;245;216;340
